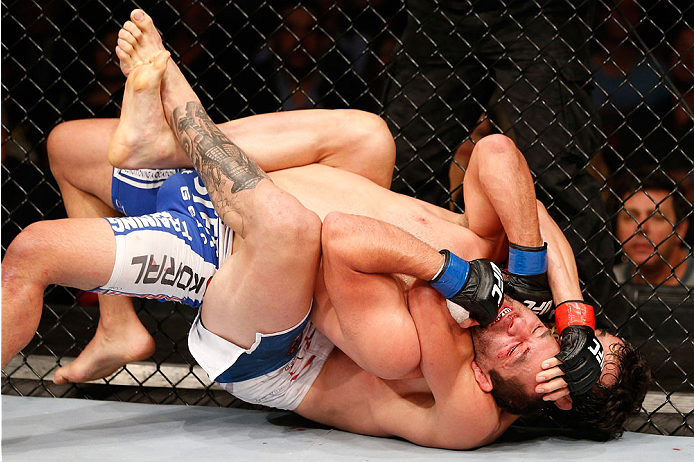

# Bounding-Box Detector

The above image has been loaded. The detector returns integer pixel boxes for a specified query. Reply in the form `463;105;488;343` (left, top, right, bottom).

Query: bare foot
117;9;200;122
116;9;166;77
53;306;155;385
107;50;185;169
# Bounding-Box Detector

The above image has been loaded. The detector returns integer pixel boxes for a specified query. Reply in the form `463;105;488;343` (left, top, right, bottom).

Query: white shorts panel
189;314;334;411
96;226;217;307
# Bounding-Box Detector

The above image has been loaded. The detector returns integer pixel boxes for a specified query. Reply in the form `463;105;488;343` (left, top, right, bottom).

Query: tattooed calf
172;102;269;196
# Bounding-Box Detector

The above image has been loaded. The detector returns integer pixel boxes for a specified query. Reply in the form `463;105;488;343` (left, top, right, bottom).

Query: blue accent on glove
430;250;470;298
508;243;547;276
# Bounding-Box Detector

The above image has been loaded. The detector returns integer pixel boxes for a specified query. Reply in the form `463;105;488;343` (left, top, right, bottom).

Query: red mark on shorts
289;355;316;381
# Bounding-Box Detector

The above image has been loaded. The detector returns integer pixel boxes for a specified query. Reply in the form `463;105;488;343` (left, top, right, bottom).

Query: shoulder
428;393;511;449
422;367;512;449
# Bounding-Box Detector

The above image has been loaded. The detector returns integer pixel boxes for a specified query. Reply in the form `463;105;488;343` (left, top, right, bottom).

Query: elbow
321;212;353;255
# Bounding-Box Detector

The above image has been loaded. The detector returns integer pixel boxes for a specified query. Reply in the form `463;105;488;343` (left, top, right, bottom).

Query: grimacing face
471;299;625;397
470;298;559;397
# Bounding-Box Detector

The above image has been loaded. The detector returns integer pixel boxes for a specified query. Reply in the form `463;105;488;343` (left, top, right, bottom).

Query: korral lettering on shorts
131;254;207;295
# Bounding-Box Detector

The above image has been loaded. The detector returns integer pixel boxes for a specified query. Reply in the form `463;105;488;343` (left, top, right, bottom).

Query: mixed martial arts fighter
1;9;649;448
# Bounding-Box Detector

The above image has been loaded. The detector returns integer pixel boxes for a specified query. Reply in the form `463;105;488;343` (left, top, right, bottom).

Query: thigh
200;234;319;350
112;168;182;216
48;119;120;205
14;218;118;291
95;210;218;307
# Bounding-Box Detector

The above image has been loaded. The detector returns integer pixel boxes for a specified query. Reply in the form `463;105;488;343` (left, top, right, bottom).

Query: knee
334;110;396;187
2;222;47;283
342;110;394;157
252;185;322;253
47;121;76;179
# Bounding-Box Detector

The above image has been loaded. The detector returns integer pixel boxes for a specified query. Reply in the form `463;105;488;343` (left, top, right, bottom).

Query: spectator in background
600;168;693;340
247;2;367;113
254;4;331;110
613;170;692;288
381;0;613;307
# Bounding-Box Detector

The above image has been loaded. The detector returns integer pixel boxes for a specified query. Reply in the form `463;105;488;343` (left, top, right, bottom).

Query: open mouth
491;305;512;326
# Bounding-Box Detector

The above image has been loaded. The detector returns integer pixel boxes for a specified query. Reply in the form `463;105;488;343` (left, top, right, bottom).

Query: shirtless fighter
1;10;649;447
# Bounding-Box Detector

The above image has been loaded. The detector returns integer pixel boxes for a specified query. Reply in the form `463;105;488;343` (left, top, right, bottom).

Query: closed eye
533;325;550;338
509;343;520;357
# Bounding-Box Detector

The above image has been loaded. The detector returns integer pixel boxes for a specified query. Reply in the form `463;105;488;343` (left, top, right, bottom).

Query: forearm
321;212;443;280
536;202;582;303
463;135;543;248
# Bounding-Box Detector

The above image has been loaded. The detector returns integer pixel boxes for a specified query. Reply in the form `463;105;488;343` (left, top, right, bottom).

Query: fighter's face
470;298;560;395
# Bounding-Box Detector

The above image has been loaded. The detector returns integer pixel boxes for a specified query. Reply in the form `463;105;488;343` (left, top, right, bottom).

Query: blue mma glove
430;250;504;326
504;242;553;318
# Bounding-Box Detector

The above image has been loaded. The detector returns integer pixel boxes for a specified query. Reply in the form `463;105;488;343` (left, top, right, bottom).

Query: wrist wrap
508;242;547;276
430;250;470;298
555;300;595;334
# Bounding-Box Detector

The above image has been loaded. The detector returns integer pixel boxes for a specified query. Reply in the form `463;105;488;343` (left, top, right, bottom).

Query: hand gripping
430;250;504;326
503;243;553;318
554;301;604;395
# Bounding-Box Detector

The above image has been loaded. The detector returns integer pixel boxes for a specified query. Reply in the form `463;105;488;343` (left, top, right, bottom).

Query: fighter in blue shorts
96;168;221;308
2;10;647;448
104;167;330;410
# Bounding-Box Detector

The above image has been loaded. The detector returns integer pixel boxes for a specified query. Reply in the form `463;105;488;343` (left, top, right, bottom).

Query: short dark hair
489;369;546;416
610;168;691;226
562;338;651;440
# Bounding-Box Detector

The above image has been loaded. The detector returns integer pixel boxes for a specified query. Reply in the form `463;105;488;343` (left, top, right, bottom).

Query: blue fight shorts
93;168;231;308
188;310;335;411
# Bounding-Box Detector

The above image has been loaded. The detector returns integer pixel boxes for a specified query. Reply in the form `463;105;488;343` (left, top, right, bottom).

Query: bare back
269;164;502;260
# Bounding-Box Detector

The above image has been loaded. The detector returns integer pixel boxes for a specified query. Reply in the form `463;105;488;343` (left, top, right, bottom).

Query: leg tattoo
172;102;269;219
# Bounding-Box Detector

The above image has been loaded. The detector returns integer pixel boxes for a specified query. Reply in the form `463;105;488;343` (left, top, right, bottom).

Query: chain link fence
2;0;693;437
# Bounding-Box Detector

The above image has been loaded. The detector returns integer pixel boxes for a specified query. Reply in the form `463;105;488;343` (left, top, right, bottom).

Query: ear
471;360;493;393
553;395;573;411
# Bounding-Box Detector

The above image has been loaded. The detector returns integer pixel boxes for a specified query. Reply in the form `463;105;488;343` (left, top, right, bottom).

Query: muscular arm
317;212;444;379
401;283;512;449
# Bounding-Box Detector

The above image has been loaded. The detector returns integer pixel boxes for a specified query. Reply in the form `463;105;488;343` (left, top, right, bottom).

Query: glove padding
555;325;604;395
503;271;553;318
448;258;504;326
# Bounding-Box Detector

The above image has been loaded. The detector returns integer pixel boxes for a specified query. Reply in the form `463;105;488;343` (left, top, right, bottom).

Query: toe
131;9;155;32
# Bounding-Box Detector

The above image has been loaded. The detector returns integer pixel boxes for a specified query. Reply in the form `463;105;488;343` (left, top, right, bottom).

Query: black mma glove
504;243;553;319
554;301;605;395
430;249;504;326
